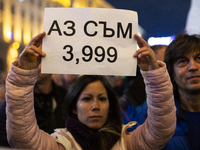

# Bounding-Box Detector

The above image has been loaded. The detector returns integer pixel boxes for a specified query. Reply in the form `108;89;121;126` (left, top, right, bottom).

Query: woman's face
73;80;110;129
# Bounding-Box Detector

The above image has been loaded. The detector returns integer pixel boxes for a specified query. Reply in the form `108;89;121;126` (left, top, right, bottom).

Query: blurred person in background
106;75;123;97
52;74;79;90
119;45;167;125
0;72;7;104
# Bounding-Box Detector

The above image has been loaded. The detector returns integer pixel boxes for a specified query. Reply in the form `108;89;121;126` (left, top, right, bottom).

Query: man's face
173;51;200;93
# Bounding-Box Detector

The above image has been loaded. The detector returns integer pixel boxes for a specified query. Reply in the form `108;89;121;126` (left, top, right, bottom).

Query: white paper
42;7;138;76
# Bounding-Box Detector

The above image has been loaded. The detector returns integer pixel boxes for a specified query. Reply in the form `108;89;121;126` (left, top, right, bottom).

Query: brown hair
64;75;122;150
164;34;200;96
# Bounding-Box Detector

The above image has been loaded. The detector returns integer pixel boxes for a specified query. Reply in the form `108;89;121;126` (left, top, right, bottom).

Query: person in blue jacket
119;45;167;128
137;33;200;150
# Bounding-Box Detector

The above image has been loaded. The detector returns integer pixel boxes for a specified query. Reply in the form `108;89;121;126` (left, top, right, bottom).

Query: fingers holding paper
18;32;46;70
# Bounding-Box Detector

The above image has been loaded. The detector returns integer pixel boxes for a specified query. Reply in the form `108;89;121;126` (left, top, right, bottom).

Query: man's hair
164;34;200;95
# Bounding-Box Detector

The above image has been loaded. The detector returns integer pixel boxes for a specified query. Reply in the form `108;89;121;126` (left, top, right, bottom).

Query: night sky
106;0;191;40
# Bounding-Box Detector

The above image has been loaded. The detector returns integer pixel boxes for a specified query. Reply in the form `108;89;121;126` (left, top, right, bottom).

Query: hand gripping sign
42;8;138;76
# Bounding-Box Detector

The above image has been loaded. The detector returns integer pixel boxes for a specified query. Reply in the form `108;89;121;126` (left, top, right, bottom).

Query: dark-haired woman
6;32;176;150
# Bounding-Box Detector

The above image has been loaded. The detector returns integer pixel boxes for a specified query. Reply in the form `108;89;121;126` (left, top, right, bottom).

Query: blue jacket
137;98;192;150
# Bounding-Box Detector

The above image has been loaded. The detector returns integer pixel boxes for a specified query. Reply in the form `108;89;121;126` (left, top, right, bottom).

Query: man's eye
177;59;187;66
178;59;186;63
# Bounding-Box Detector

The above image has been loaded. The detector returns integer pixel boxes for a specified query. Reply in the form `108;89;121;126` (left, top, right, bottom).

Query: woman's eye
82;97;91;101
196;56;200;62
99;97;107;101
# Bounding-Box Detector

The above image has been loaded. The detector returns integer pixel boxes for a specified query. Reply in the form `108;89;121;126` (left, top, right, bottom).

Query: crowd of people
0;31;200;150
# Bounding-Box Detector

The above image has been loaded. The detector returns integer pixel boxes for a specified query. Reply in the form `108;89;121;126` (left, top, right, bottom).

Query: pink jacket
6;60;176;150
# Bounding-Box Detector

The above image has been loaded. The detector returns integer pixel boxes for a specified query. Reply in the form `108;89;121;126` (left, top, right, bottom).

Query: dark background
106;0;191;41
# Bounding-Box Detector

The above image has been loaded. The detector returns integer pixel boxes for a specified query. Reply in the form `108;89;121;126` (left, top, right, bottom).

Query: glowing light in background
3;2;12;43
4;31;13;41
23;29;31;45
14;27;22;43
12;42;20;50
89;0;113;8
9;48;18;59
23;16;31;45
52;0;71;7
14;4;22;43
7;42;20;72
72;0;89;7
148;36;175;46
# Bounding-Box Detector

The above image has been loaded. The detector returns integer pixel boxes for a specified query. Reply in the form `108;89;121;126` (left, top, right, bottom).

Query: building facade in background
0;0;113;73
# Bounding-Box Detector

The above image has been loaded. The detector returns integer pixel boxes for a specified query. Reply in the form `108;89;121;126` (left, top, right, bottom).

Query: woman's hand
133;34;159;71
18;32;46;70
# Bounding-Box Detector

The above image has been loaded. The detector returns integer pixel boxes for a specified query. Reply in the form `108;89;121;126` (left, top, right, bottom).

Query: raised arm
6;32;62;150
124;35;176;150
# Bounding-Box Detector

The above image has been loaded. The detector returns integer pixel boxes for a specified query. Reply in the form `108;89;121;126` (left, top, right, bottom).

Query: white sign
42;7;138;76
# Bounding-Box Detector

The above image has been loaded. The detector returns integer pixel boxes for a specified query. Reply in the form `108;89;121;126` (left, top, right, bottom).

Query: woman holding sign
5;32;176;150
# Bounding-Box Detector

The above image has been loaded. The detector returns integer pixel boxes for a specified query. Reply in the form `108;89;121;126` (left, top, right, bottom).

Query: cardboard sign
42;7;138;76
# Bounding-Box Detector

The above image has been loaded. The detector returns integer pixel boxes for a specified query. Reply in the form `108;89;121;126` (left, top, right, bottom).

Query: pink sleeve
126;61;176;150
6;61;62;150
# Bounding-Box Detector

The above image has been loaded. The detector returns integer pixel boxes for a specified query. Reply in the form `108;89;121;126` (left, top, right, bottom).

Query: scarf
65;117;119;150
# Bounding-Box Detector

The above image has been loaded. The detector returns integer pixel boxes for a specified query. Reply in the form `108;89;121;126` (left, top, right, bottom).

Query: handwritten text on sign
42;8;138;76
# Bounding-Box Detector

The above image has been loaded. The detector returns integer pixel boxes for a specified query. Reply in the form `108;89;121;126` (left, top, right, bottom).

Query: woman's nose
91;99;100;110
